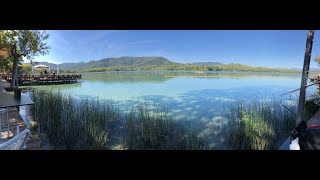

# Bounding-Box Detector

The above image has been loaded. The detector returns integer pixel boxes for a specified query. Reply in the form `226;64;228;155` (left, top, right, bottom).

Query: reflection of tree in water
82;71;172;83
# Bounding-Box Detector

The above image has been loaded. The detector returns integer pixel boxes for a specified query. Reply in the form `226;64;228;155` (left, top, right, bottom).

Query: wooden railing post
297;30;315;125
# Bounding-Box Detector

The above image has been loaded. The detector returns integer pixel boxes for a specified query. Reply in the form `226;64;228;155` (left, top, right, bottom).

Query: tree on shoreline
0;30;50;90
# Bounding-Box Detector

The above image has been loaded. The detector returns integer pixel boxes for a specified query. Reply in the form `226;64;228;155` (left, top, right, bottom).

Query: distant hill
191;62;224;65
26;57;175;70
84;56;175;69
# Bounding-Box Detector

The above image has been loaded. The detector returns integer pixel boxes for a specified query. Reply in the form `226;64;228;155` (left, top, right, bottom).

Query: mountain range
23;56;320;71
29;57;176;69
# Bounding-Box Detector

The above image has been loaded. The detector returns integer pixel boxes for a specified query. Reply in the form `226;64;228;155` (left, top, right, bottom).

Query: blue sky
29;30;320;68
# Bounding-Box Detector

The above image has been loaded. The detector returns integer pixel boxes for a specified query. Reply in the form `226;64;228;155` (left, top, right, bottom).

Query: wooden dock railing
0;73;82;86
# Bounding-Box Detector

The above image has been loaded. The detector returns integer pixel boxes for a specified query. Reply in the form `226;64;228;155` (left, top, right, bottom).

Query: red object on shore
307;124;320;129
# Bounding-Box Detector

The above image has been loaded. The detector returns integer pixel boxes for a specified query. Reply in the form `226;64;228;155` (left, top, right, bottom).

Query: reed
28;90;204;150
224;99;296;150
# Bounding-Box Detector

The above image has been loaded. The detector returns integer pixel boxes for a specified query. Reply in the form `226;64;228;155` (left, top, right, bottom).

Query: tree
0;30;50;90
21;64;32;72
0;48;10;60
0;40;11;73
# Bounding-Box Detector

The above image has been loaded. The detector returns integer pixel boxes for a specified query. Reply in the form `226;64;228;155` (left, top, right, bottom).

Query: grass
224;99;296;150
28;89;204;150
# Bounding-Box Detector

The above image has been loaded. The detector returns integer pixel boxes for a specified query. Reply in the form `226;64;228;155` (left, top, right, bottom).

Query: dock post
297;30;315;125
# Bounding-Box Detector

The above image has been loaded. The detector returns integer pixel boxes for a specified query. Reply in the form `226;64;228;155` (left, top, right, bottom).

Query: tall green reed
224;99;296;150
28;90;204;150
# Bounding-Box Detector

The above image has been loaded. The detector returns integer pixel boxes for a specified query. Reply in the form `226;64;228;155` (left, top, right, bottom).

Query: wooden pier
1;73;81;86
1;79;39;149
0;107;40;150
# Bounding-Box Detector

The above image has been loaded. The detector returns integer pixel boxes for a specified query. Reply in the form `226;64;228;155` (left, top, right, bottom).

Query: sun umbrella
34;64;49;68
34;64;50;73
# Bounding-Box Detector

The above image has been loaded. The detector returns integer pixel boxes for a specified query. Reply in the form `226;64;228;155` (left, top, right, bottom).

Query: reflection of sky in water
30;71;318;123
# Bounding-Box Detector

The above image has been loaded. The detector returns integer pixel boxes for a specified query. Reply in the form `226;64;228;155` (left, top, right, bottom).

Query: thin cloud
76;30;121;46
118;40;161;49
125;40;160;46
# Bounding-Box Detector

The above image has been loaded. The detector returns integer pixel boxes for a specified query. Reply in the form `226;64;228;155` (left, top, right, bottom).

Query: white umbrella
34;64;49;68
34;64;50;73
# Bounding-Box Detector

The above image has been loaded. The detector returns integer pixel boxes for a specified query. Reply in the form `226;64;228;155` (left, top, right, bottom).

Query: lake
21;71;320;149
26;71;318;123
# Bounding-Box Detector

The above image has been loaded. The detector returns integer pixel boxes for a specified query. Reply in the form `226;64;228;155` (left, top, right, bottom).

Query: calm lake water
27;71;319;123
21;70;320;149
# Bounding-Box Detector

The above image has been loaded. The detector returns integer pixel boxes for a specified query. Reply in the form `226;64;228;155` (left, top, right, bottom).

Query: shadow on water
106;85;304;149
117;86;299;120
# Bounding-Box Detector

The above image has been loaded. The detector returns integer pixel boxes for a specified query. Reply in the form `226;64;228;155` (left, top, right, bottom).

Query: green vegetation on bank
57;63;299;74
